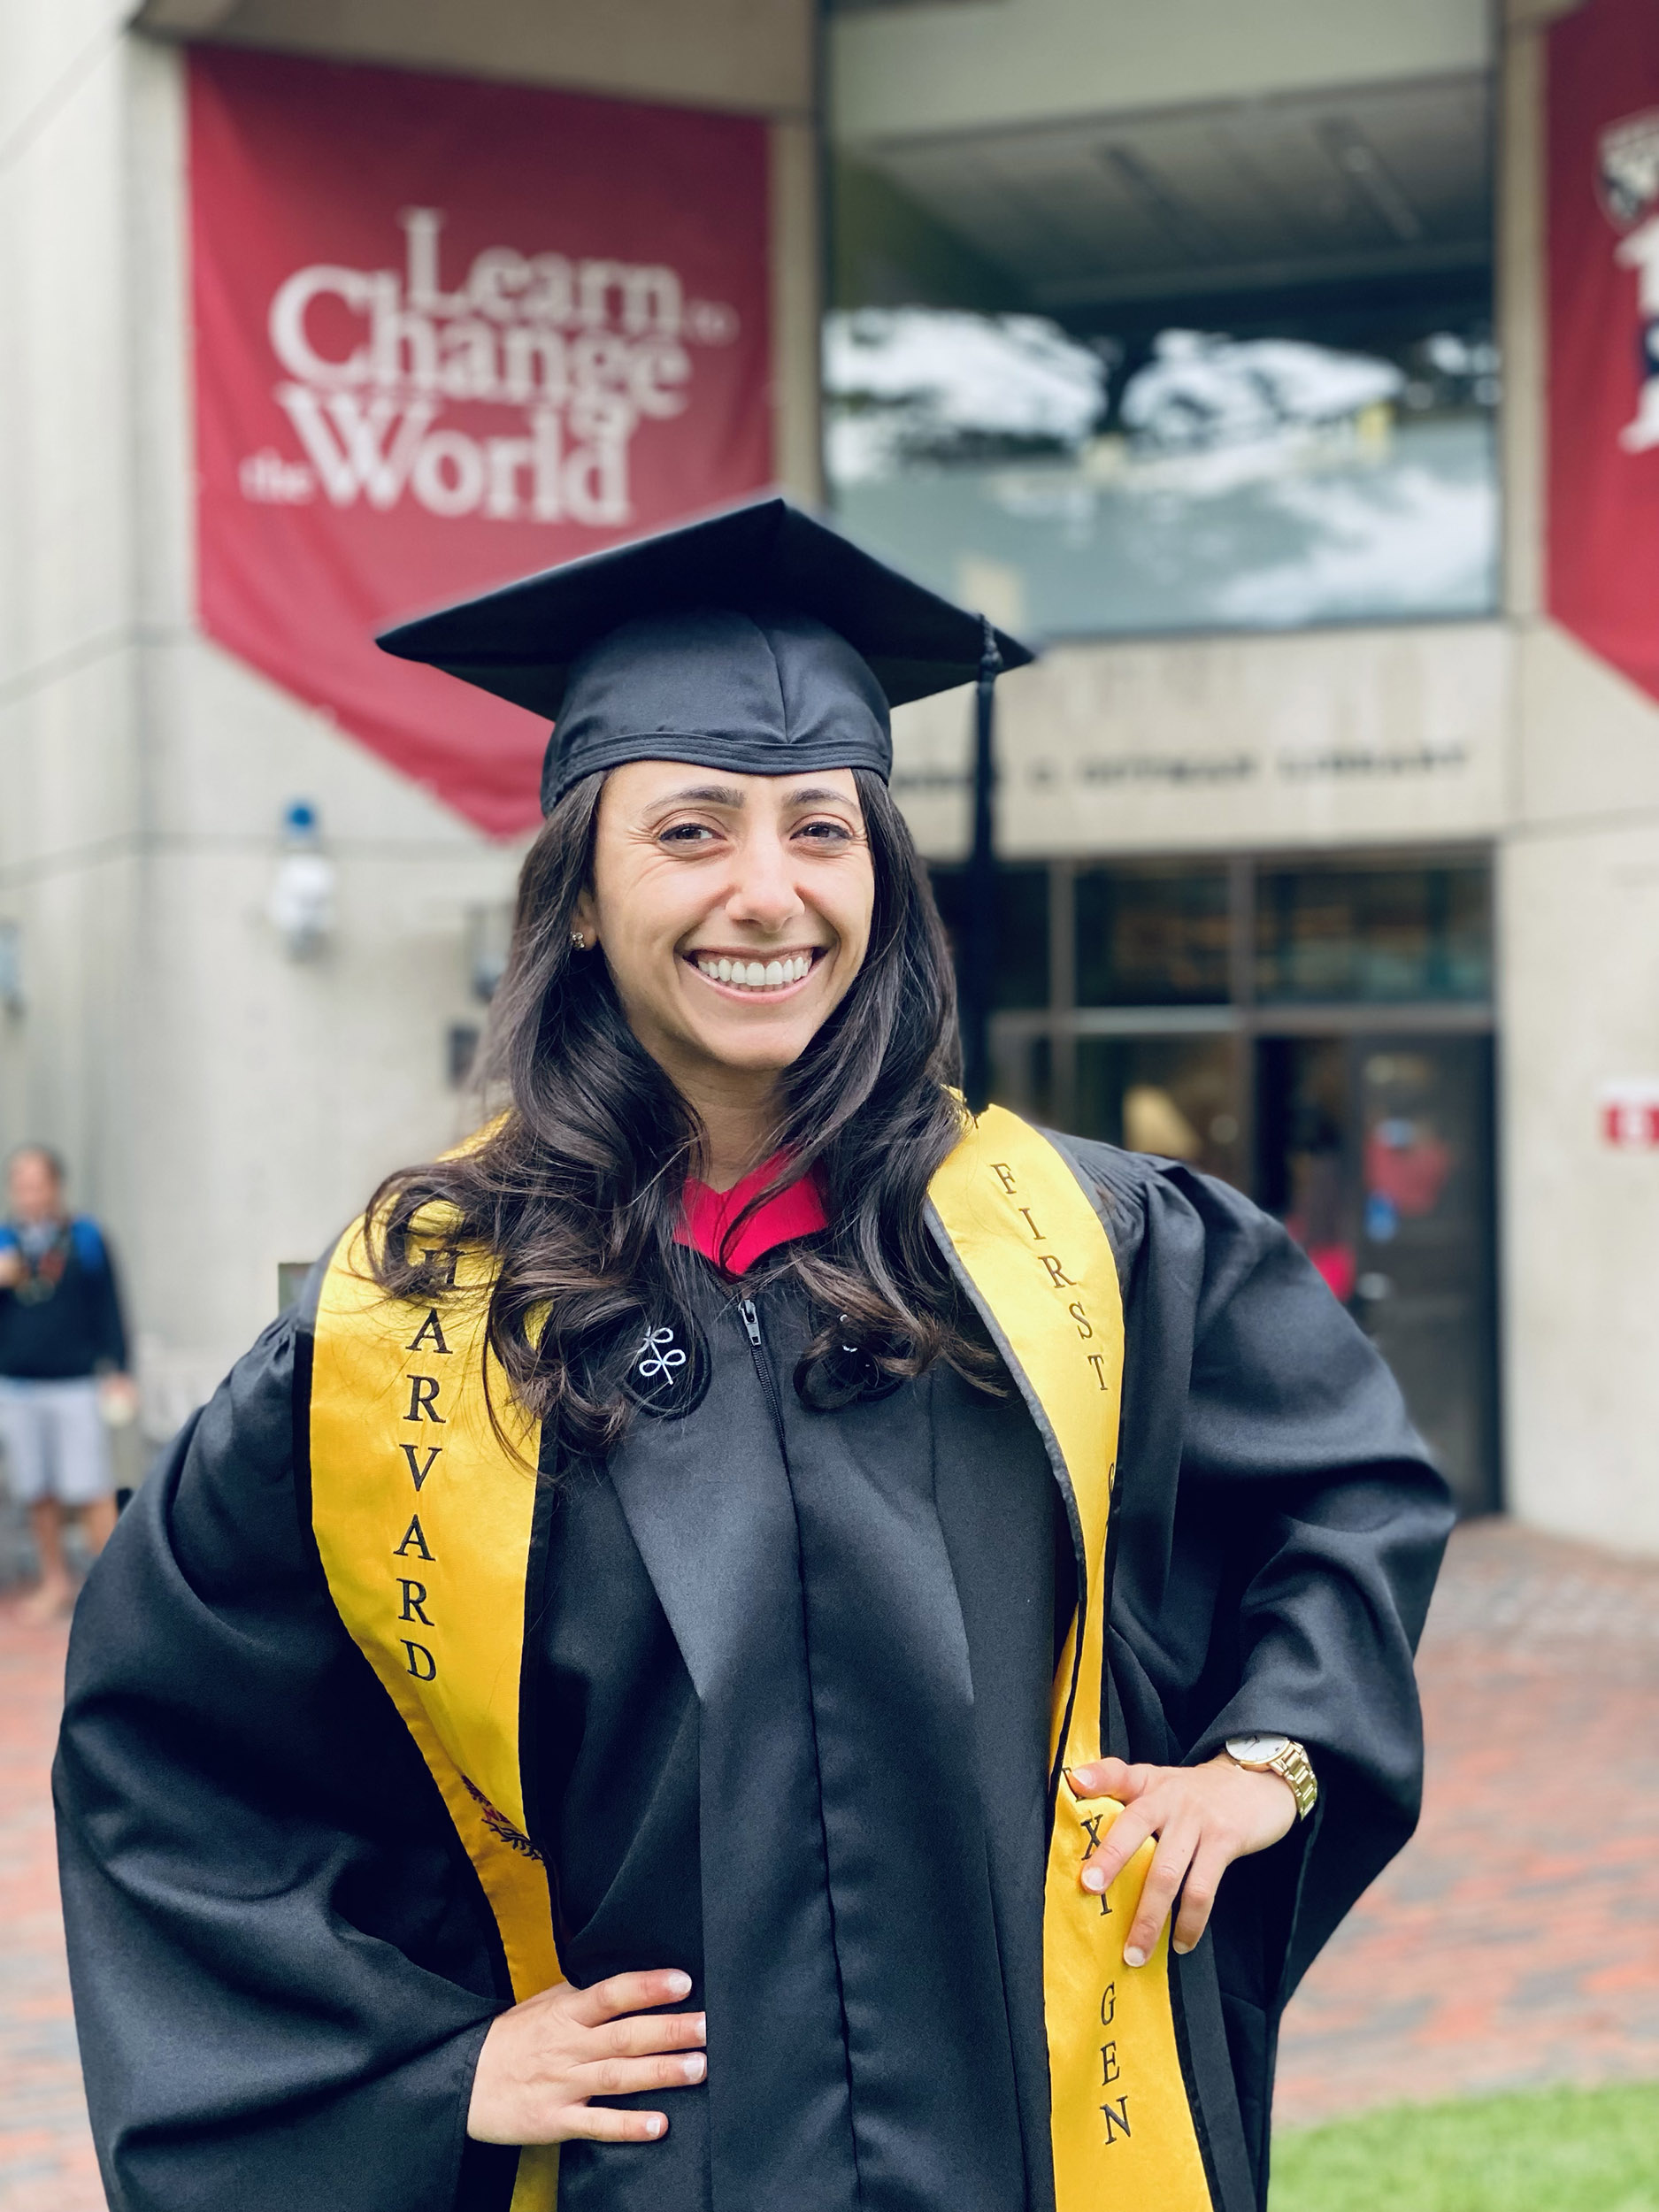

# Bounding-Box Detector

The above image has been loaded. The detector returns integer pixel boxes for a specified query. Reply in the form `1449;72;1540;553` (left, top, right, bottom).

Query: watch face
1227;1732;1292;1765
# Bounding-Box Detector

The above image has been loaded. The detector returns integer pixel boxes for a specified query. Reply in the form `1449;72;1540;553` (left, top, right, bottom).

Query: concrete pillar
1497;0;1659;1552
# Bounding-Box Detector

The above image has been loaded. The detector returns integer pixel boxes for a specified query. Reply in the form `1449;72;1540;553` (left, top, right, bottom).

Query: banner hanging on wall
1547;0;1659;704
189;48;772;835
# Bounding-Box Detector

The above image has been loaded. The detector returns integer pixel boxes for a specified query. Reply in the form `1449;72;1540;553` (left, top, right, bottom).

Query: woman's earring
570;929;587;952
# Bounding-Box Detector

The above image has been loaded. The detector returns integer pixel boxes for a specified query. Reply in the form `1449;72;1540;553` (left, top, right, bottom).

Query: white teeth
694;953;817;988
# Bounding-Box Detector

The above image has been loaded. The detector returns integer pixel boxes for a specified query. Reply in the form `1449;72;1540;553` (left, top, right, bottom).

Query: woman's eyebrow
785;786;856;807
652;783;747;808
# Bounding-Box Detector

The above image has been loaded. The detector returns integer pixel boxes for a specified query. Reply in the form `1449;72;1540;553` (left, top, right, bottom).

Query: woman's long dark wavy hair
365;766;991;1462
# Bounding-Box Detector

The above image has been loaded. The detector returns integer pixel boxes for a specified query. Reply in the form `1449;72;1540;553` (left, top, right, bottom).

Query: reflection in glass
990;1030;1055;1129
1075;1036;1243;1188
1256;1037;1355;1302
1256;1033;1496;1509
827;61;1494;638
1075;866;1231;1005
826;304;1499;639
1255;864;1490;1002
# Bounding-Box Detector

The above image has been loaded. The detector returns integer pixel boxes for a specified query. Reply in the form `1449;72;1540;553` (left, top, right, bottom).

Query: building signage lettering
247;208;717;528
894;741;1471;799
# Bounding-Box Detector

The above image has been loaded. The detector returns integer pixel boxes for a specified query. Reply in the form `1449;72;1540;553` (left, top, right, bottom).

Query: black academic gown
54;1142;1452;2212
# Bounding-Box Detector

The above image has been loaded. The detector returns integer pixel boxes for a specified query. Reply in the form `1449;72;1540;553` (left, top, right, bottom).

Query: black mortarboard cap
375;496;1035;810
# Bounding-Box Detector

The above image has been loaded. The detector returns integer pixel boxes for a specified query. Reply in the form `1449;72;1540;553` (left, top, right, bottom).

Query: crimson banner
189;49;772;835
1547;0;1659;702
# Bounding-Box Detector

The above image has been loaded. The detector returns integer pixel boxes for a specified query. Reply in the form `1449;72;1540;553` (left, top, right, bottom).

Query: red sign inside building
1547;0;1659;704
1601;1079;1659;1146
188;49;772;835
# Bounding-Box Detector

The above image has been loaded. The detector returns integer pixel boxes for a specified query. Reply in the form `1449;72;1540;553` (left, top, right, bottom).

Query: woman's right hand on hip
467;1969;706;2146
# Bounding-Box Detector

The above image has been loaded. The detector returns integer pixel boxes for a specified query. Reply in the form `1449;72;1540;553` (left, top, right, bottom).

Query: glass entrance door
1256;1032;1498;1514
956;849;1500;1512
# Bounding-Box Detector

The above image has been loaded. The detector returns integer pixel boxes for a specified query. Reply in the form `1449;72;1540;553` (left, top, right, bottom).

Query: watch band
1225;1735;1318;1821
1271;1739;1318;1821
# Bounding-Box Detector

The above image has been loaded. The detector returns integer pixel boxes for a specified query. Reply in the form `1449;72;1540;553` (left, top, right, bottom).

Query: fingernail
1172;1940;1193;1956
665;1972;692;1997
1124;1946;1148;1968
1069;1766;1096;1793
694;2013;707;2039
645;2117;664;2138
682;2055;706;2081
1081;1865;1106;1893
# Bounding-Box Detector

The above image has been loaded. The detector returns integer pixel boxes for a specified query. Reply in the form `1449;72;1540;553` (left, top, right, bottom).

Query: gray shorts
0;1378;114;1506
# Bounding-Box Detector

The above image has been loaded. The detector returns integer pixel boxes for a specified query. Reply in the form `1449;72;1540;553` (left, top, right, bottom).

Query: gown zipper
737;1294;789;1453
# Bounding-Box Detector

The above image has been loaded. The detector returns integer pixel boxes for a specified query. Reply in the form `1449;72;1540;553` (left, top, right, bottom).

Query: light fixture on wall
267;801;336;960
0;921;21;1015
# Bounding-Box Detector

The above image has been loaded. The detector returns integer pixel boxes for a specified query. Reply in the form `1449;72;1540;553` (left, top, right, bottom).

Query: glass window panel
1074;1034;1244;1189
826;79;1497;643
1075;865;1231;1005
1254;864;1491;1003
989;1029;1054;1125
1253;1032;1499;1512
828;301;1498;638
928;862;1049;1010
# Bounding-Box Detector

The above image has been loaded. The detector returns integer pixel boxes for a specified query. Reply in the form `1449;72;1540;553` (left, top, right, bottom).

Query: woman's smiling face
573;761;876;1094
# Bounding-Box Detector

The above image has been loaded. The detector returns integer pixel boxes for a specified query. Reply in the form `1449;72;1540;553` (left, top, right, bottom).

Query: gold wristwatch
1225;1733;1318;1821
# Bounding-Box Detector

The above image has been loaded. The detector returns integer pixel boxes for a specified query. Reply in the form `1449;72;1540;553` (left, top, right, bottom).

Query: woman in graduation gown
55;499;1452;2212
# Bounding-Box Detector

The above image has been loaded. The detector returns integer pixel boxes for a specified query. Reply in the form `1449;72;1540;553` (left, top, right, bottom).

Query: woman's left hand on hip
1064;1755;1298;1966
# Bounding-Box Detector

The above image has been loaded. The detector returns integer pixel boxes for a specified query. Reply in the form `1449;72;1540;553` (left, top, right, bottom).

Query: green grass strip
1270;2081;1659;2212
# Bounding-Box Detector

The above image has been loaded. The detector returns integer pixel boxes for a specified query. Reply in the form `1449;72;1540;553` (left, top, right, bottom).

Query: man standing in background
0;1148;135;1620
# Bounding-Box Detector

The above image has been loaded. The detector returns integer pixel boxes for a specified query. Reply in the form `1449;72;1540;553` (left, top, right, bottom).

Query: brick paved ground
0;1594;100;2212
0;1509;1650;2201
1276;1516;1659;2124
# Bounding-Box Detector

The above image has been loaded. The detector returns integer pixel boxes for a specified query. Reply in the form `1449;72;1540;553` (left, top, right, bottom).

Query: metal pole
963;618;1002;1113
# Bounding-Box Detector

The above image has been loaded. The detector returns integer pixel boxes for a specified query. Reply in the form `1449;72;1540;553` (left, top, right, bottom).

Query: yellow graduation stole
309;1104;1214;2212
